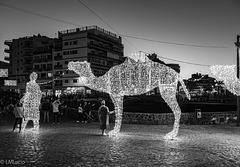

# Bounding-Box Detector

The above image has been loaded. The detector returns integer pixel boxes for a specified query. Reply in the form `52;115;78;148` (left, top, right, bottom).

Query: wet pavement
0;121;240;167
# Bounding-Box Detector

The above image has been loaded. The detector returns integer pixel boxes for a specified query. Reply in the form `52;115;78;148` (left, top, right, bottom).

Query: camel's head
68;61;93;78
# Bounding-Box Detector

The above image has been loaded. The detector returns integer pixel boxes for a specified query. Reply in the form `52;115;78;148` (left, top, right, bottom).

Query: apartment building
4;26;124;96
4;34;54;92
53;25;124;96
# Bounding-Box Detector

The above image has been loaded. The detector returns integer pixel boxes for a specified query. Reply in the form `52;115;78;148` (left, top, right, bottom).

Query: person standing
12;102;25;132
98;100;114;135
52;99;61;124
77;103;83;123
42;99;51;123
83;102;88;123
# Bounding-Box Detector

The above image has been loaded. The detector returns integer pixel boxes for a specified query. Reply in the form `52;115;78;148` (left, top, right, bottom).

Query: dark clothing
13;118;23;132
77;113;83;122
98;105;109;130
53;112;59;123
42;101;51;122
42;102;51;111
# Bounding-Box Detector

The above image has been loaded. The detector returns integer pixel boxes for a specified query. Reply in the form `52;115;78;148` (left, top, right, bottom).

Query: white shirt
52;101;60;113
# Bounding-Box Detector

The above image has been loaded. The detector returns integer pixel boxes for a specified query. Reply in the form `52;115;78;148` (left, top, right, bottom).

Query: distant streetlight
235;35;240;126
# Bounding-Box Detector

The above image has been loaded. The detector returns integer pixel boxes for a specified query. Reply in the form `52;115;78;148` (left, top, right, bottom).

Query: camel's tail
179;77;191;100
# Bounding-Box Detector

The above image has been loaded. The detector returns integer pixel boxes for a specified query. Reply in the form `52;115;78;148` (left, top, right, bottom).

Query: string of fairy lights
38;69;68;85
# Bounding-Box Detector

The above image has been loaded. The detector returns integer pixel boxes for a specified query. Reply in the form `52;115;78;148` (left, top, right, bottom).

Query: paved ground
0;121;240;167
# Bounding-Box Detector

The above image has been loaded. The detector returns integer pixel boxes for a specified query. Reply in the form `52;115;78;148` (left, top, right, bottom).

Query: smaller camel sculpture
210;65;240;96
68;56;190;139
21;72;42;131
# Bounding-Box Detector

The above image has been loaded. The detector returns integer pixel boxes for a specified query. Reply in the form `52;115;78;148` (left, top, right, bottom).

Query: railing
54;65;63;69
59;25;119;39
4;56;10;61
54;56;62;60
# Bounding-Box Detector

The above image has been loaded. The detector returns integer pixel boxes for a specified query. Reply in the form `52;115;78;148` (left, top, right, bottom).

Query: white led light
21;72;42;131
0;69;8;77
4;80;17;86
69;53;190;139
210;65;240;96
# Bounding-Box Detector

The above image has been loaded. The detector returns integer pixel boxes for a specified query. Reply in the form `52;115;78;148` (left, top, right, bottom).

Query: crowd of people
0;90;115;135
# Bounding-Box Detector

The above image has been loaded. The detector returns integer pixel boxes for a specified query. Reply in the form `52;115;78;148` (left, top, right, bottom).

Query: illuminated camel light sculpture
68;55;191;139
210;65;240;96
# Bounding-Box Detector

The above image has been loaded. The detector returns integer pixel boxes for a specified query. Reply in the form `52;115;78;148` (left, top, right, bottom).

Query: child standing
12;102;25;132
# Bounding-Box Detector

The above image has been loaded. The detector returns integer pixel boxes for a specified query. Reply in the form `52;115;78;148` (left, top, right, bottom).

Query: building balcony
23;45;33;49
33;50;51;54
54;74;61;77
4;40;12;46
54;56;62;60
45;68;53;71
54;65;63;69
23;53;32;57
88;52;107;58
54;83;63;87
23;68;32;73
23;60;33;65
33;68;41;72
33;59;41;63
44;85;53;89
4;48;11;53
88;33;121;45
4;56;10;61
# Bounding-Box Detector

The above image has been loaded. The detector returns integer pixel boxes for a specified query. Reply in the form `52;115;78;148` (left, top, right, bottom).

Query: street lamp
235;35;240;126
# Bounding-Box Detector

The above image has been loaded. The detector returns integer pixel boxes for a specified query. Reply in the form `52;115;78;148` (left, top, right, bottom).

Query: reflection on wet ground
0;122;240;166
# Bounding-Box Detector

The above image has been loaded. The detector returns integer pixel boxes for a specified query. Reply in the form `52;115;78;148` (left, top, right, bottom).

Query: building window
63;51;69;55
64;42;68;46
41;73;46;78
73;40;77;45
35;65;39;69
73;79;78;83
65;80;68;83
65;61;68;64
47;73;52;77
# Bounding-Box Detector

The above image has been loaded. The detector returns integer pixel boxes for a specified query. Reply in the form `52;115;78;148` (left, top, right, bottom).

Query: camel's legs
21;119;28;131
160;86;181;140
33;119;39;130
108;95;124;137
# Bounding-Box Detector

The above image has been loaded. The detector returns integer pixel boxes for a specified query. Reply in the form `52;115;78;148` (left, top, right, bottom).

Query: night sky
0;0;240;79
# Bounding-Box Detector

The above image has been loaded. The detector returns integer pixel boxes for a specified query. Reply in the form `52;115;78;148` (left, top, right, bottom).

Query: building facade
4;34;54;91
4;26;124;96
53;25;124;96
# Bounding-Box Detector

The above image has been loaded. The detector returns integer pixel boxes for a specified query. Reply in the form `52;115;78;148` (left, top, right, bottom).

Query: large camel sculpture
210;65;240;96
68;56;190;139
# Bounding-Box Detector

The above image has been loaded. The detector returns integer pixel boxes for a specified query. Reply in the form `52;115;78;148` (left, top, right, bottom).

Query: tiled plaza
0;121;240;167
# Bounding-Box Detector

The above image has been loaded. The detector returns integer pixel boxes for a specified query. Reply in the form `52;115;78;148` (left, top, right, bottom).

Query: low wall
64;107;236;125
122;111;237;125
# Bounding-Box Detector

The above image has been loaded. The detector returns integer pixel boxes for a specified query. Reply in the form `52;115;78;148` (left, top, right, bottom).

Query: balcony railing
4;48;11;53
54;65;63;69
4;56;10;61
4;40;12;46
23;53;32;57
23;61;33;65
54;56;62;60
